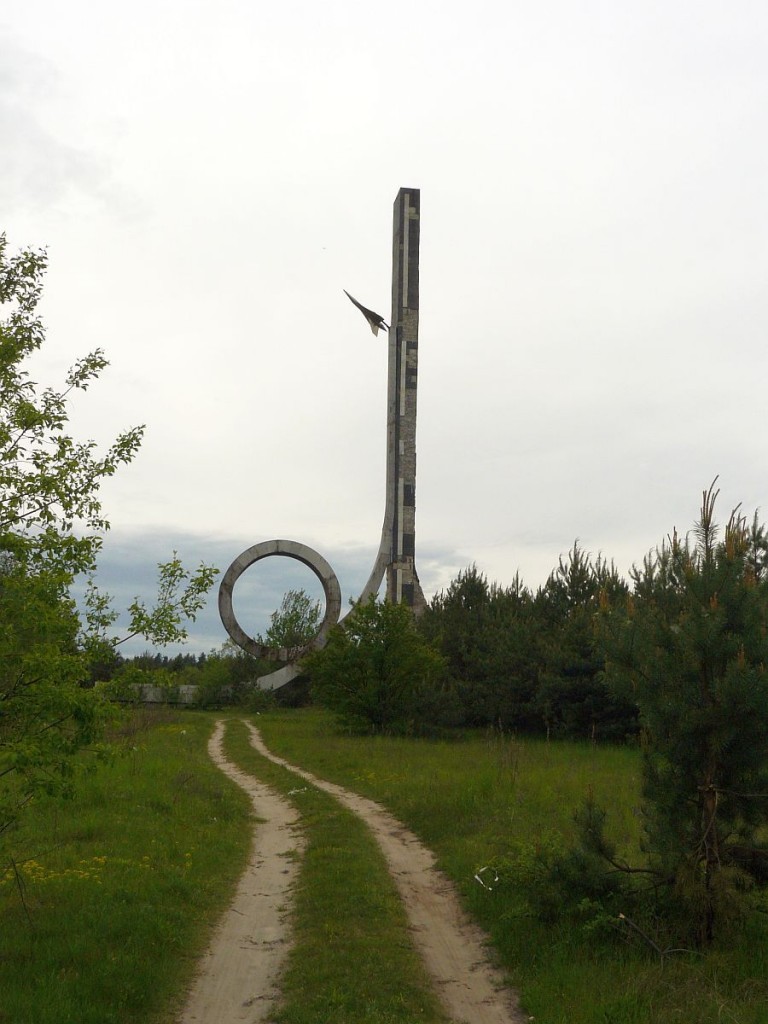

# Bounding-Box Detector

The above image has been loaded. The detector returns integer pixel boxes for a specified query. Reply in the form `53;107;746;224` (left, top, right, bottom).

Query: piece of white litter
287;787;308;796
474;866;499;890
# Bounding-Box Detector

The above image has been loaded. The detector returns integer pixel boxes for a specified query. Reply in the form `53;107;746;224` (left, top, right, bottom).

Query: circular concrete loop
218;539;342;661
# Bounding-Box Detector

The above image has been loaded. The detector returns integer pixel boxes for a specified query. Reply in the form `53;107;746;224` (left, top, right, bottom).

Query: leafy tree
0;558;103;843
81;554;217;661
101;661;179;705
597;482;768;943
0;235;216;845
304;596;452;733
0;237;143;575
256;587;322;651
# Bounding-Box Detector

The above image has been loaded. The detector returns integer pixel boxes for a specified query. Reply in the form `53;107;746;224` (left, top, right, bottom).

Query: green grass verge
0;709;252;1024
254;707;768;1024
222;717;450;1024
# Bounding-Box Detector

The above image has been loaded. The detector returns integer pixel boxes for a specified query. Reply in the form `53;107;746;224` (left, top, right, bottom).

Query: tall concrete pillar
385;188;426;611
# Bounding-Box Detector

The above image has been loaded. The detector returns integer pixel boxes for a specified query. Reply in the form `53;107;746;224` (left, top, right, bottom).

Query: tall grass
0;709;251;1024
254;708;768;1024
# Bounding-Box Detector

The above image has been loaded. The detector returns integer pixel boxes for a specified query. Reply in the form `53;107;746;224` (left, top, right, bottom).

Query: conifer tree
535;543;633;740
598;481;768;943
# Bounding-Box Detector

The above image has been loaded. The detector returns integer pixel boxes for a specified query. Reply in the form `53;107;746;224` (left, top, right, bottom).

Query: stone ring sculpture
218;539;342;661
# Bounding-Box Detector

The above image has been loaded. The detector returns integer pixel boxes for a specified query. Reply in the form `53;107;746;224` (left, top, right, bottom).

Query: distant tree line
109;542;640;732
99;643;278;711
416;544;638;740
302;545;639;740
100;590;325;709
115;493;768;750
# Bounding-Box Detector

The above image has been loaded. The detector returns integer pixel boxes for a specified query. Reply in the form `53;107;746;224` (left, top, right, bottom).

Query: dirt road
180;718;525;1024
178;721;305;1023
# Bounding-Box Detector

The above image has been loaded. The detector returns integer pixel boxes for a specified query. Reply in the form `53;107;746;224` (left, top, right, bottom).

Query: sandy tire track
244;720;526;1024
177;720;305;1024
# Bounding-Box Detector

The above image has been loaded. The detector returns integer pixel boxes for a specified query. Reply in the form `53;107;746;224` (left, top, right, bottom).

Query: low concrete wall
133;684;200;706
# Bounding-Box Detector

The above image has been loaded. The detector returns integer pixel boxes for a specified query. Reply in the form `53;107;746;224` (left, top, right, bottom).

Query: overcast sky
3;1;767;655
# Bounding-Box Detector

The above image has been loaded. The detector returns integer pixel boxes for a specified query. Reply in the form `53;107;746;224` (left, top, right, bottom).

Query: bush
303;597;456;734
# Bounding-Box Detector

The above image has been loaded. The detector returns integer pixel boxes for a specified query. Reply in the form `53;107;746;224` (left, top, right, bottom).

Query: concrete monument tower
359;187;426;611
219;187;425;686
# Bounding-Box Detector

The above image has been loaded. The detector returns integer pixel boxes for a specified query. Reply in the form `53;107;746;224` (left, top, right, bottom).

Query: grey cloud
76;526;469;657
0;38;123;214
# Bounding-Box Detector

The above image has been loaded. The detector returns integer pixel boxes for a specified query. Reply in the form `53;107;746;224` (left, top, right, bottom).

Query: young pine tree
598;482;768;944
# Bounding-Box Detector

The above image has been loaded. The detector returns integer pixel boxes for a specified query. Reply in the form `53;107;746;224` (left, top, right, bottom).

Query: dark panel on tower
406;193;420;309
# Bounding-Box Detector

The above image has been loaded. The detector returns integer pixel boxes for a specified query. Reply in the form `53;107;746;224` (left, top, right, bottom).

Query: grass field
254;708;768;1024
0;708;252;1024
1;706;767;1023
